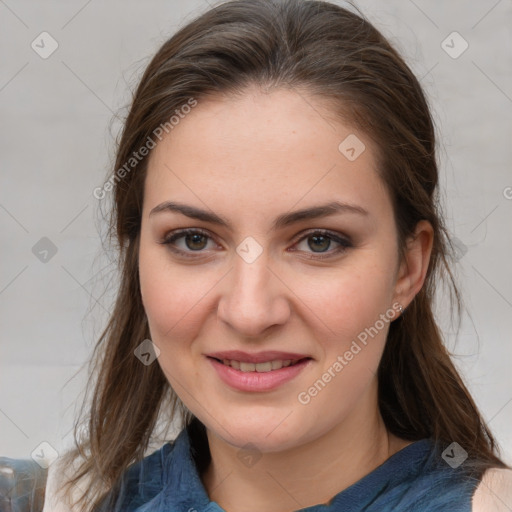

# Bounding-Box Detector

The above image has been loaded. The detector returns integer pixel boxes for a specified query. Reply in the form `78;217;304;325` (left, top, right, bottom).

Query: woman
46;0;512;510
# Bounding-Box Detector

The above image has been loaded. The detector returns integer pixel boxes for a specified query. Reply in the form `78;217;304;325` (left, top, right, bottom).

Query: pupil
309;235;330;252
186;234;207;251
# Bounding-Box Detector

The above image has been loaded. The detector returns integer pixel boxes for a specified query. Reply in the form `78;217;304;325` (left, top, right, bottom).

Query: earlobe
392;220;434;311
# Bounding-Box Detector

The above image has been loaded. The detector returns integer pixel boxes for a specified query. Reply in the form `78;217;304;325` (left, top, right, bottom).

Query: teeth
220;358;301;372
240;362;256;372
271;360;282;370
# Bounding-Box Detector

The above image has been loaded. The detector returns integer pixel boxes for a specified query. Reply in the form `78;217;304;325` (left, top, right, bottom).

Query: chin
202;410;310;453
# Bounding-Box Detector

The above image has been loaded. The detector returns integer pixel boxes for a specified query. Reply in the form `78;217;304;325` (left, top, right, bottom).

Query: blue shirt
95;420;483;511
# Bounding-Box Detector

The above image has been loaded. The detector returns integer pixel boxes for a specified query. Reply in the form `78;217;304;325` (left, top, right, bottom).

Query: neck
200;382;410;512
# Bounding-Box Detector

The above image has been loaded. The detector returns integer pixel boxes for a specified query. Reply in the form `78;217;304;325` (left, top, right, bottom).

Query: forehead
143;87;390;221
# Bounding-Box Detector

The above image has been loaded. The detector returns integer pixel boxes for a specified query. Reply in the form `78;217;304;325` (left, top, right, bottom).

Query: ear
393;220;434;311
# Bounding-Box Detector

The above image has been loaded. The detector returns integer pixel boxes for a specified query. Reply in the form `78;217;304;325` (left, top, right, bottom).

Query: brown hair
59;0;509;509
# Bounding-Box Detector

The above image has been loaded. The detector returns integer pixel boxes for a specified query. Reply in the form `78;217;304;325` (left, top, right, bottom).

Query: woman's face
139;87;404;452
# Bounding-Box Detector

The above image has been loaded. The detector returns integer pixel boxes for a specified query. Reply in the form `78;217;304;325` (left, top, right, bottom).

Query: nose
217;251;291;339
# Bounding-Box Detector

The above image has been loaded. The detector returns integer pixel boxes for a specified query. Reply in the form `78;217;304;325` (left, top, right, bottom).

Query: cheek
296;268;393;424
138;243;229;376
300;259;395;336
139;243;201;339
296;254;396;398
138;247;209;389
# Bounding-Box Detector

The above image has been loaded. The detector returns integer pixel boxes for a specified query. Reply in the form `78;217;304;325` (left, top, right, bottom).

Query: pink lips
205;350;312;392
205;350;310;363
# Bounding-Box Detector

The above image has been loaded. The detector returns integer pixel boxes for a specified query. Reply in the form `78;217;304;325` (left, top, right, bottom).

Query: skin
138;86;434;512
472;468;512;511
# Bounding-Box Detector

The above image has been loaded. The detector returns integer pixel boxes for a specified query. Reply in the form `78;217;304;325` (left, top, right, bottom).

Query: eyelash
159;228;353;260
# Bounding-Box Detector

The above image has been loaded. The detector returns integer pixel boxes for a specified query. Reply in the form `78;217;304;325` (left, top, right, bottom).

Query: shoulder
43;454;88;512
472;468;512;512
43;442;175;512
95;441;174;510
123;441;173;482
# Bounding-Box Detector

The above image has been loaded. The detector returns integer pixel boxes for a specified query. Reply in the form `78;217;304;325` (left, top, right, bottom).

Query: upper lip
205;350;312;363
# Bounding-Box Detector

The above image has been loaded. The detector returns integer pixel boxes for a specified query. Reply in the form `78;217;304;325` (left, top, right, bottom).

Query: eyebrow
149;200;369;230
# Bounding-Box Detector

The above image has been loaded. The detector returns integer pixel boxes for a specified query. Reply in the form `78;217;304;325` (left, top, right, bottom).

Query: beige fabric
472;468;512;511
43;455;88;512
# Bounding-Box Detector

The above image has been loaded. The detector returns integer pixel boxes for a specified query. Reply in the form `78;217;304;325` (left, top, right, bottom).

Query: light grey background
1;0;511;466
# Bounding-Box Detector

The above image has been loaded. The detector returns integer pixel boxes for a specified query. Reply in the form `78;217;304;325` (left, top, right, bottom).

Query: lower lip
207;357;312;392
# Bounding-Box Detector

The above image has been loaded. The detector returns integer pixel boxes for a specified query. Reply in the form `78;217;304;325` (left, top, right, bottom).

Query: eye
159;228;352;260
291;229;353;260
159;228;218;258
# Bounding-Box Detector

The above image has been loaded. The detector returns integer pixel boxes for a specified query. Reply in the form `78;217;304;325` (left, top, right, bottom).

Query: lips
205;350;311;364
207;355;312;392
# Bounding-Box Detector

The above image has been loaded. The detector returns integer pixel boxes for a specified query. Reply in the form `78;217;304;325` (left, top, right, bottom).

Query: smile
207;356;312;392
213;358;306;372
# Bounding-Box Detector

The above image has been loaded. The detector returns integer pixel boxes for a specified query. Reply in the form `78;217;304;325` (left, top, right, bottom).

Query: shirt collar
158;423;435;512
160;424;224;512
